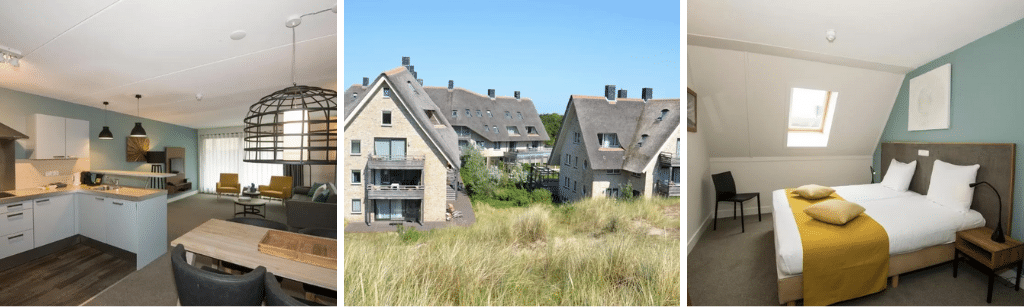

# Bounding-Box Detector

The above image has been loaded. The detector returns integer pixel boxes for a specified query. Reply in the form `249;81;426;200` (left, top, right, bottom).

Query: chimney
642;88;653;101
605;85;616;100
448;80;454;90
417;79;424;85
362;77;369;87
617;89;627;98
402;57;410;66
488;89;495;99
514;91;520;100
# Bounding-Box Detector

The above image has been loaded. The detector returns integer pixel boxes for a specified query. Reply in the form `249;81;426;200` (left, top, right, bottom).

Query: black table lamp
970;181;1005;243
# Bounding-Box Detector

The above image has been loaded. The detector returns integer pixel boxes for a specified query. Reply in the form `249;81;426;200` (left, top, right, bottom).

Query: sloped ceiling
0;0;337;129
687;45;903;158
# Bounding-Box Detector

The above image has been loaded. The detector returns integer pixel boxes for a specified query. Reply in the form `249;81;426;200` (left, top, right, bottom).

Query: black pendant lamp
129;94;147;137
98;101;113;140
242;8;336;165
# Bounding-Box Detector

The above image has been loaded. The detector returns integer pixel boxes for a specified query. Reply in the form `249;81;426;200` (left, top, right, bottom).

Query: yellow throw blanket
786;189;889;306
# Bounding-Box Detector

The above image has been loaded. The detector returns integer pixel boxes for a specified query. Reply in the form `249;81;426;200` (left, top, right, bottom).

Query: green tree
460;146;496;198
539;113;562;147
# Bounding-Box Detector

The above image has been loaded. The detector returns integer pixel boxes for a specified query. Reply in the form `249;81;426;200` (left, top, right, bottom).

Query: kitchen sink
91;186;115;191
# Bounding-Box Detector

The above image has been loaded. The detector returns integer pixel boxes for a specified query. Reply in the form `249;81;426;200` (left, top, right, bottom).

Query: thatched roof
549;95;680;171
424;87;550;143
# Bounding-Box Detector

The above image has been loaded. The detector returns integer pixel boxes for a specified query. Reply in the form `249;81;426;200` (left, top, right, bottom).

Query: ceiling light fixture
0;46;22;68
243;5;337;165
826;29;836;43
129;94;147;137
98;101;114;140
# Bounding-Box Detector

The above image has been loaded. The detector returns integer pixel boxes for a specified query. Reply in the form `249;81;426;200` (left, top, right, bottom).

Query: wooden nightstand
953;227;1024;303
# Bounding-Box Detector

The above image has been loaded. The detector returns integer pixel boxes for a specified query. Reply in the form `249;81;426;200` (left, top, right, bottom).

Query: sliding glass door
198;132;283;194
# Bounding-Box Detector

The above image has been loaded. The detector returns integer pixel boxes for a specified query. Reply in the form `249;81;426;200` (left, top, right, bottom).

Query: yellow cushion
803;200;865;225
792;184;836;200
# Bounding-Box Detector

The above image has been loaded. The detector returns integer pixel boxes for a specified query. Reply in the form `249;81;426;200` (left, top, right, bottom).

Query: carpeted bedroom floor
83;193;335;306
687;213;1024;306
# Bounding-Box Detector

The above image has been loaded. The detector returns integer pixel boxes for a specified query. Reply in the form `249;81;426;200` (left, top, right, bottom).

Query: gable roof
343;66;461;170
423;87;550;143
549;95;680;171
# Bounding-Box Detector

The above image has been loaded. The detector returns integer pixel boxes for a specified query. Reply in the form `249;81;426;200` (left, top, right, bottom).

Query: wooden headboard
880;142;1015;232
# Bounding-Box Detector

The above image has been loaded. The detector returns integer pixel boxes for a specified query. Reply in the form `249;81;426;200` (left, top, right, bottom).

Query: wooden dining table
169;219;337;290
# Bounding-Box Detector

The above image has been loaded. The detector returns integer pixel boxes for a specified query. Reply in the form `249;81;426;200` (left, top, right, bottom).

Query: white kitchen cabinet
27;114;89;159
78;195;107;244
32;195;75;248
105;198;138;253
0;230;33;259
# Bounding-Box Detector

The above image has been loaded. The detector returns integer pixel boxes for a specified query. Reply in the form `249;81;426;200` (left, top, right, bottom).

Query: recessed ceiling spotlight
230;30;246;40
285;16;302;28
826;29;836;43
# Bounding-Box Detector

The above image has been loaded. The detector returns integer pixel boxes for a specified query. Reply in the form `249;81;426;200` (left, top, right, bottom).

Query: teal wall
0;87;198;188
873;18;1024;240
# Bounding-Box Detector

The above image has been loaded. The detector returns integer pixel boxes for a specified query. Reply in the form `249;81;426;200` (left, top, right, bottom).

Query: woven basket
258;229;337;269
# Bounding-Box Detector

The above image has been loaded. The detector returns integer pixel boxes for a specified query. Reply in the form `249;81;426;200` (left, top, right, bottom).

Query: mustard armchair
259;176;293;200
216;173;240;198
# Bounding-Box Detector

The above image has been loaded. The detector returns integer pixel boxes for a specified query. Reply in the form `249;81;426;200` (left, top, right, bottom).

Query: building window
638;134;649;147
505;111;511;119
452;110;458;118
507;126;520;136
407;81;416;93
573;180;576;193
574;156;578;169
466;109;471;117
477;110;482;117
573;132;580;144
657;109;669;121
787;87;838;147
484;125;489;133
526;126;538;135
565;154;570;165
382;111;392;126
583;186;587;196
425;110;443;126
584;160;588;170
598;133;619;148
493;142;500;150
352;93;357;101
517;112;523;120
351;170;362;184
351;199;362;213
487;110;493;117
351;140;360;155
383;88;390;97
493;126;498;134
606;169;620;175
533;141;539;148
477;141;485;148
632;172;641;178
608;188;619;197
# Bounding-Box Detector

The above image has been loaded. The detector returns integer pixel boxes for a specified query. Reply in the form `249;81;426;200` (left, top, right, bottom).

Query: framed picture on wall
687;88;697;132
908;63;951;131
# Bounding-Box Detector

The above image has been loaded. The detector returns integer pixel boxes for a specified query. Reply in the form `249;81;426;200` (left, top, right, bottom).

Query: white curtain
199;132;282;194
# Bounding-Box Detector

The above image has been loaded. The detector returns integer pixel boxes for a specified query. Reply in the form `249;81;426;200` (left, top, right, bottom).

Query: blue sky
343;0;680;114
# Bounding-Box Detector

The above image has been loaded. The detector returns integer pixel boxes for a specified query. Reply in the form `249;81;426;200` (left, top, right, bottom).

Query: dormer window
487;110;493;117
598;133;619;148
466;109;471;117
484;125;489;133
787;88;838;147
452;110;458;118
425;110;443;126
638;134;648;147
507;126;520;136
352;93;357;101
477;110;482;117
383;88;390;97
407;81;416;93
658;109;668;121
505;111;511;119
517;112;523;120
493;126;498;134
526;126;538;135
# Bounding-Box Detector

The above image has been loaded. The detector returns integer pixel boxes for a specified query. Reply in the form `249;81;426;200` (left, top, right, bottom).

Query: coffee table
234;198;268;218
242;190;261;198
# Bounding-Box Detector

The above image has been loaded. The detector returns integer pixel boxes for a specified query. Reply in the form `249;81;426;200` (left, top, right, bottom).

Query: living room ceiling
688;0;1024;70
0;0;337;129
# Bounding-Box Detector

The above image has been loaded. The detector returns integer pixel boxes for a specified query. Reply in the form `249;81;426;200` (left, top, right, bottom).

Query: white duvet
773;184;986;275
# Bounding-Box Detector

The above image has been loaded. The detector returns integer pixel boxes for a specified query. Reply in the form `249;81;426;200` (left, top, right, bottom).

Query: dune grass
344;197;680;306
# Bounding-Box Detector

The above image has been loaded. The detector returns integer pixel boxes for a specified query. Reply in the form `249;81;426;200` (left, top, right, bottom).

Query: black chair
265;272;324;306
712;171;761;233
296;228;337;301
222;218;290;274
170;244;266;306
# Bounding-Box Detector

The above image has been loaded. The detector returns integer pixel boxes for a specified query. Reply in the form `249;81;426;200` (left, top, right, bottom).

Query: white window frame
351;170;362;185
351;140;360;155
351;199;362;213
381;110;392;126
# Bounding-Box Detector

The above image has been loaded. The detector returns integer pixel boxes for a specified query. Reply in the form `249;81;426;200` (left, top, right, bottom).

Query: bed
774;142;1016;305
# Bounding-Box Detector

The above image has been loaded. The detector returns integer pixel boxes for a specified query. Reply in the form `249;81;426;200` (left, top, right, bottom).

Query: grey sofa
285;186;337;230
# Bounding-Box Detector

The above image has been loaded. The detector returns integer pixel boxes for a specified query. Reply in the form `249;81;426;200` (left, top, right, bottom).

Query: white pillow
926;159;980;213
880;159;917;192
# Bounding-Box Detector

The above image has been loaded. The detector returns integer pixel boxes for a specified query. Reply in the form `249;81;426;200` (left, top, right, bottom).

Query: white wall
708;156;873;218
687;70;715;254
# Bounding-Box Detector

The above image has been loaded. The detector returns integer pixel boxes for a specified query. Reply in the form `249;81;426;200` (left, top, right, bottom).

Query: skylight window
786;88;838;148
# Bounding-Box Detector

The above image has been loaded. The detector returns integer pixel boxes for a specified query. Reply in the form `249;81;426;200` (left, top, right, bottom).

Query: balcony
659;151;680;167
655;180;680;197
366;184;425;200
503;148;552;163
367;155;425;169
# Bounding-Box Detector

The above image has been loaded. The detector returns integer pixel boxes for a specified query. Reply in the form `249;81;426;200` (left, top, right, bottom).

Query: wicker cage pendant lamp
242;8;336;165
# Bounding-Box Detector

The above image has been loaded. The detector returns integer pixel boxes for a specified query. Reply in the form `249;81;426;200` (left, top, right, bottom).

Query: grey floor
687;213;1024;306
84;193;335;305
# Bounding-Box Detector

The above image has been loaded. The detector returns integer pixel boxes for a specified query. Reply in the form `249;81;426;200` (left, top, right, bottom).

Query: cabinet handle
7;212;22;219
112;202;123;205
96;197;104;201
36;199;49;203
9;234;23;240
8;204;21;209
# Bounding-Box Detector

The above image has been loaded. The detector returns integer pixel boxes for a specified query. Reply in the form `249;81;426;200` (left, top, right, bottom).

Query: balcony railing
367;154;425;169
659;151;680;167
366;184;425;199
655;180;680;197
504;148;552;163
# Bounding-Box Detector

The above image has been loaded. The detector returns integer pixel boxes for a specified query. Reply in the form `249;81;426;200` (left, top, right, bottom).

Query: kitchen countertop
0;185;168;205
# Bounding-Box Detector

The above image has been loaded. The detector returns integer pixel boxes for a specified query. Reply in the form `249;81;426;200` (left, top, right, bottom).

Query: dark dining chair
221;217;290;274
712;171;761;233
171;244;266;306
296;228;337;302
264;272;324;306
